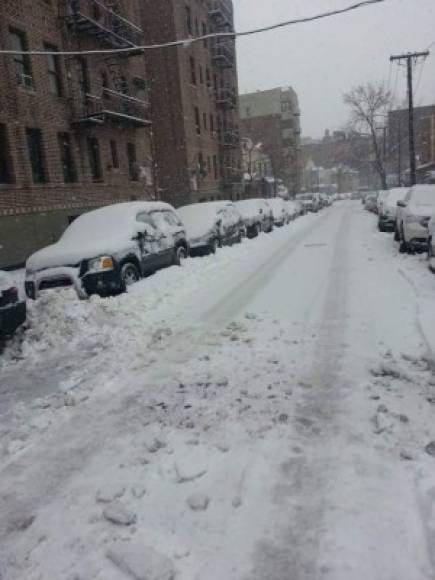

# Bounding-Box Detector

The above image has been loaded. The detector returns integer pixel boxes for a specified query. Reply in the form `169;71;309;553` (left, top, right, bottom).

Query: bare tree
344;82;391;190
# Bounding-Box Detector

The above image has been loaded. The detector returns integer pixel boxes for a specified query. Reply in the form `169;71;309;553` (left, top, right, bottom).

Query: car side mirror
397;200;407;208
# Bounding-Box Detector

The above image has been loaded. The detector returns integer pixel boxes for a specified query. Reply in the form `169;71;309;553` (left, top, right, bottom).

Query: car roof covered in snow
177;201;233;239
410;185;435;206
61;202;175;244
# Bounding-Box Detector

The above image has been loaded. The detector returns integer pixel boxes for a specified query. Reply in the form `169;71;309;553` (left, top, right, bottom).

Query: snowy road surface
2;202;435;579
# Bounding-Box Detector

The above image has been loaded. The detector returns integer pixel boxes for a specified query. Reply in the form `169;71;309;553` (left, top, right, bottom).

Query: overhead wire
0;0;387;57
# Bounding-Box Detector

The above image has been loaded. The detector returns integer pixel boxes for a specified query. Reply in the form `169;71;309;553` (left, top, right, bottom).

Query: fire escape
64;0;151;127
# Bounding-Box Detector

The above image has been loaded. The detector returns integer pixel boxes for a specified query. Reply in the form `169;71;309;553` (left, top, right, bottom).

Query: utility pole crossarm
389;50;430;186
390;51;429;62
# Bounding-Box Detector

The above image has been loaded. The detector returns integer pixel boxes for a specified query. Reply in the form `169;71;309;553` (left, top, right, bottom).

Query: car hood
27;236;136;272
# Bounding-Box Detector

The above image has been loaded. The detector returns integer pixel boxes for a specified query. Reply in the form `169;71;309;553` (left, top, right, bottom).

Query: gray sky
234;0;435;138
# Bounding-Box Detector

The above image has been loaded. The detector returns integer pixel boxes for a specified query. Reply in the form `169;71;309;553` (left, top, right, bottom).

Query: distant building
239;87;301;195
141;0;243;206
387;105;435;185
301;130;373;190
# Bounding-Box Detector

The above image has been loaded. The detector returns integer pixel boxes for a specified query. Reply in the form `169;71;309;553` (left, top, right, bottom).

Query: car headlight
87;256;114;273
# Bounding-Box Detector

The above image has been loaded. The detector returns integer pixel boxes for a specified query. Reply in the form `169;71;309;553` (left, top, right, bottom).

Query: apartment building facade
140;0;243;206
239;87;302;195
388;105;435;185
0;0;153;268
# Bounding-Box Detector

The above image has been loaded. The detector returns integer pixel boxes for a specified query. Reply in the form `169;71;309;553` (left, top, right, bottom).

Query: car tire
173;245;188;266
237;231;243;244
394;226;400;242
121;262;141;289
378;222;384;232
428;238;433;261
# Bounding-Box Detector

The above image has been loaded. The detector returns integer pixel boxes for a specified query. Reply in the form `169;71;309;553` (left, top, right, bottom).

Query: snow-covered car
376;190;391;216
396;185;435;253
364;192;378;213
293;200;306;216
25;202;189;299
177;201;244;255
296;193;320;213
320;193;332;207
267;198;289;226
235;198;274;238
0;271;26;338
377;188;407;232
285;200;300;221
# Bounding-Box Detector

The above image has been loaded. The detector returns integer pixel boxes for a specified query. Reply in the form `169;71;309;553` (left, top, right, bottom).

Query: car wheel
428;238;433;261
121;262;140;288
173;245;188;266
237;231;243;244
378;222;385;232
394;226;400;242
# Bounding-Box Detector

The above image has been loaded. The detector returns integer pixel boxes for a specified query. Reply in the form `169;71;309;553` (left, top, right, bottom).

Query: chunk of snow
131;484;147;499
107;543;176;580
187;493;210;511
96;484;126;503
175;462;207;484
103;502;136;526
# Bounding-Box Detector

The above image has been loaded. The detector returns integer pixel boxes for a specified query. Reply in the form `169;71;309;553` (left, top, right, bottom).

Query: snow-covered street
2;201;435;580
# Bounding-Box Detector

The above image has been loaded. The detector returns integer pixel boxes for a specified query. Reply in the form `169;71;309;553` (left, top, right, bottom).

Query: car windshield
2;2;435;579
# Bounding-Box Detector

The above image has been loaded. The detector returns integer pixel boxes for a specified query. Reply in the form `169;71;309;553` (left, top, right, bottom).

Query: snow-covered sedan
396;185;435;253
177;201;244;255
268;198;289;226
0;270;26;338
377;188;407;232
235;198;274;238
286;200;300;221
25;202;189;299
296;193;320;213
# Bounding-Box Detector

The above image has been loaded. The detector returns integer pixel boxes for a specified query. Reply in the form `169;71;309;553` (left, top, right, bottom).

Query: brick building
387;105;435;185
0;0;154;268
239;87;301;195
140;0;243;206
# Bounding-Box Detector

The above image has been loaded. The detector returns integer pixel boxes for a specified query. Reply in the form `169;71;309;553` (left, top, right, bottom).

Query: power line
0;0;387;57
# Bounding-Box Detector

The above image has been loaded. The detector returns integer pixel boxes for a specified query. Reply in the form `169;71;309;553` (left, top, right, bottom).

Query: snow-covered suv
396;185;435;253
25;202;189;299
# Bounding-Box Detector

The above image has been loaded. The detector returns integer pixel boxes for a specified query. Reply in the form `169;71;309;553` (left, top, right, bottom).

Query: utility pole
390;51;429;185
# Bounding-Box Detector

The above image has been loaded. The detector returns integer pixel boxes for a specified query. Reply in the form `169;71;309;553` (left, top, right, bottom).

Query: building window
101;71;109;90
185;5;192;35
127;142;138;181
203;112;207;131
194;107;201;135
44;44;62;96
210;114;215;134
110;140;119;168
78;56;90;95
199;65;204;84
207;156;211;175
206;67;211;87
198;152;205;175
202;22;207;47
0;124;14;184
26;128;48;184
189;56;196;85
87;137;102;182
9;28;33;87
58;132;77;183
133;77;148;102
213;155;218;179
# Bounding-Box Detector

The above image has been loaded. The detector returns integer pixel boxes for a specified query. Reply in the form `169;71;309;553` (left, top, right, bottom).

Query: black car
25;202;189;299
0;271;26;338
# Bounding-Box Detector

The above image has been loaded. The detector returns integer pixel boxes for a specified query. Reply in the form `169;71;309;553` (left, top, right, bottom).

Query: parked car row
0;196;312;339
365;184;435;263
